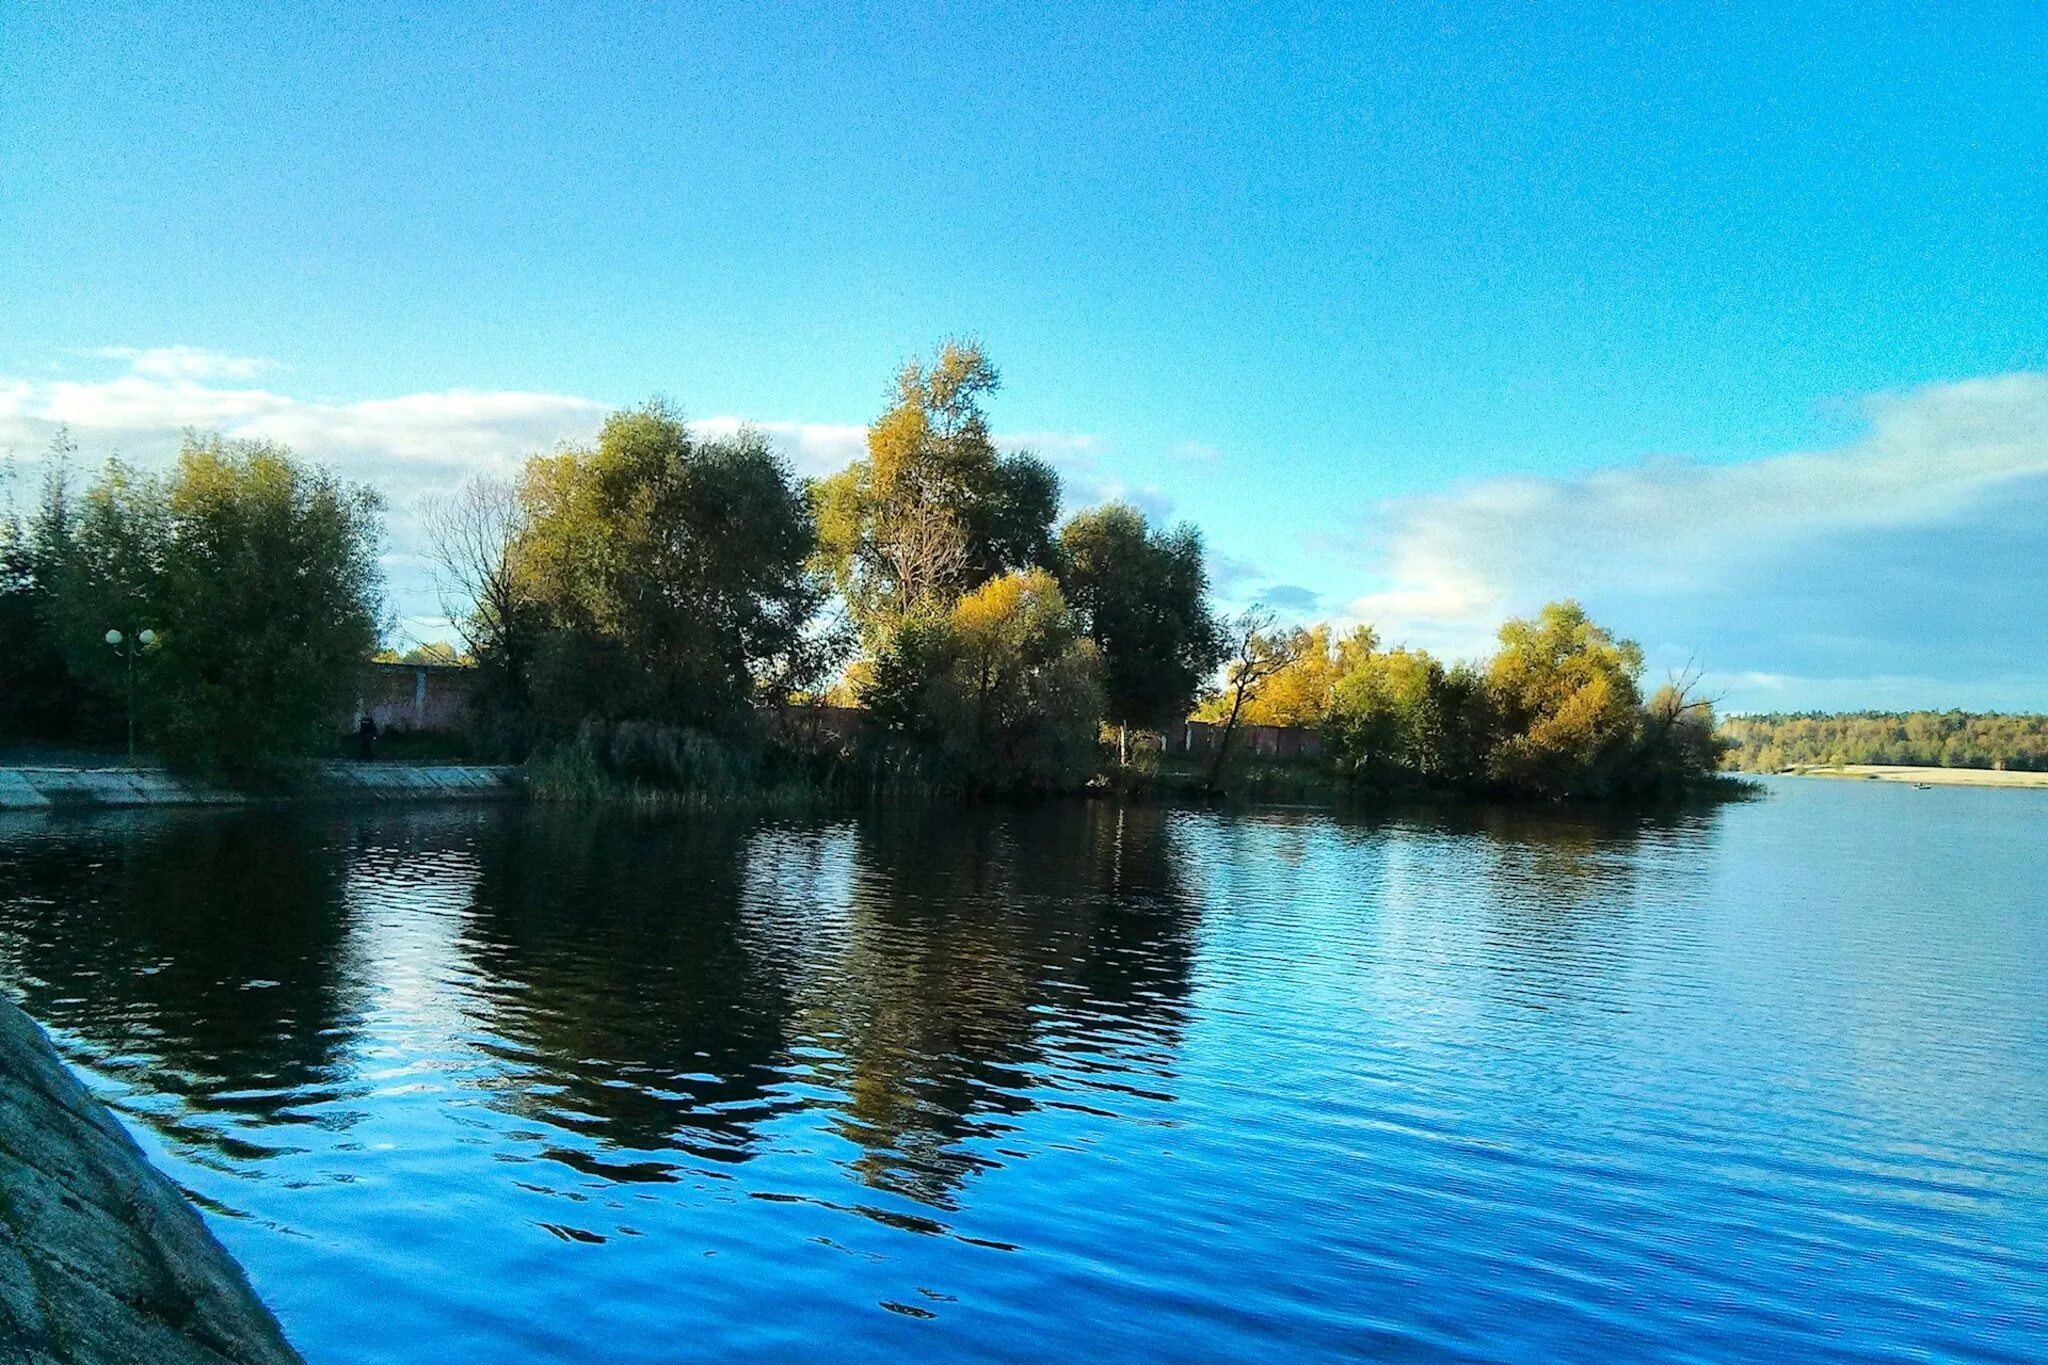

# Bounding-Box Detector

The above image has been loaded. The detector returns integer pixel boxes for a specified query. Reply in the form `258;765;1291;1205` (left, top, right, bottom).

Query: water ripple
0;785;2043;1361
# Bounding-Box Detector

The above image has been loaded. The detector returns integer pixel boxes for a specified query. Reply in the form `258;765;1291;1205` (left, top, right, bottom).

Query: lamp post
104;628;157;765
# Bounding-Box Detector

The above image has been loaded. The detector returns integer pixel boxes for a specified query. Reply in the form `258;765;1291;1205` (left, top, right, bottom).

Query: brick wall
1159;719;1325;760
349;663;478;733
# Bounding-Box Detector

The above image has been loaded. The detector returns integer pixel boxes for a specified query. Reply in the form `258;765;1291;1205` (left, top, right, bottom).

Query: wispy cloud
2;351;1113;504
83;345;279;381
1008;434;1174;521
1339;372;2048;674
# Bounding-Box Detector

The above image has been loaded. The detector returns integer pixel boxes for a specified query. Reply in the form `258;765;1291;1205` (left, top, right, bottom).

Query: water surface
1;780;2042;1361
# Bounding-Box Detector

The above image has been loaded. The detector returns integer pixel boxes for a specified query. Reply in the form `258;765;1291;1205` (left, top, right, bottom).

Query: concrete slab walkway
0;764;522;811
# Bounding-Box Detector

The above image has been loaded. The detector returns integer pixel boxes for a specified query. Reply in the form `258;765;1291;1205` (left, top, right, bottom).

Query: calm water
1;781;2043;1362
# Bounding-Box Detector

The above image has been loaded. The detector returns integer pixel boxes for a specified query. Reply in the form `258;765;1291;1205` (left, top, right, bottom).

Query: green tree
52;458;172;699
1055;502;1224;756
0;432;90;739
58;435;384;774
1631;674;1730;794
859;569;1102;791
509;402;831;733
1717;710;2048;773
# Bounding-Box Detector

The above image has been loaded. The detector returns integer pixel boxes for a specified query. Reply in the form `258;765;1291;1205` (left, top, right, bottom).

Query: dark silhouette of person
356;713;378;761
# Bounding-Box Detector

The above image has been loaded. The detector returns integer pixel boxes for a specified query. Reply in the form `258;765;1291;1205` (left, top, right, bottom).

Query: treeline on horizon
1;340;1733;803
1720;712;2048;773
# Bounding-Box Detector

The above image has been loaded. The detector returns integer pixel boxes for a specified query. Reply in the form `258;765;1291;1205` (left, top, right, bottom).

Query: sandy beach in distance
1789;765;2048;790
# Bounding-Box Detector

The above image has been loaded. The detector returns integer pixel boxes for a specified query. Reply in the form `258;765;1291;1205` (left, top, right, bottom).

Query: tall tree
1055;502;1224;758
0;431;88;739
814;340;1059;634
1485;600;1645;798
510;401;830;731
423;472;537;754
57;435;384;774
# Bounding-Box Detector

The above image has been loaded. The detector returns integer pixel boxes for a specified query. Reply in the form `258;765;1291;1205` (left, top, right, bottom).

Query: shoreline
1774;764;2048;790
0;764;522;812
0;995;300;1362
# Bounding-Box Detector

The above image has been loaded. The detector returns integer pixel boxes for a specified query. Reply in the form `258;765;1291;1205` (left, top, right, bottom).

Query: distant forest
1720;712;2048;773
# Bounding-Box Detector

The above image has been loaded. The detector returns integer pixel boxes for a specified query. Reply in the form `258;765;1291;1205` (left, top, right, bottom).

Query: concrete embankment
0;764;521;811
0;997;300;1363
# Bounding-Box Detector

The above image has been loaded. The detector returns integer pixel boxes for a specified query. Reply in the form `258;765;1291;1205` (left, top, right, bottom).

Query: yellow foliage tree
1485;601;1644;797
1195;622;1375;726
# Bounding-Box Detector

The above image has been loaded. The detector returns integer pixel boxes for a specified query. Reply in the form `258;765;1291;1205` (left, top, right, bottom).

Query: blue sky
3;2;2044;710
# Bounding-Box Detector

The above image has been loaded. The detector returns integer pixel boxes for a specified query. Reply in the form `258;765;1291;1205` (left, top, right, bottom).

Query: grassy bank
1100;745;1756;809
523;720;953;812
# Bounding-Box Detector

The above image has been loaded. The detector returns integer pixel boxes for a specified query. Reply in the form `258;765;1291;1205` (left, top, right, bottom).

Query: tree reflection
455;808;801;1170
0;810;356;1138
1404;802;1721;1008
796;802;1202;1209
0;802;1209;1213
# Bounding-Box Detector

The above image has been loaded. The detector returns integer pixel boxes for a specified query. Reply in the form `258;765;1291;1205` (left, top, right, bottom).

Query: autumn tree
1203;608;1299;790
814;340;1059;635
1197;622;1378;728
859;568;1102;790
1485;600;1646;798
1628;666;1731;794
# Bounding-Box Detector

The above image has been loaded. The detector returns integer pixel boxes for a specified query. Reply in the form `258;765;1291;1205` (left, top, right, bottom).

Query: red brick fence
343;672;1326;760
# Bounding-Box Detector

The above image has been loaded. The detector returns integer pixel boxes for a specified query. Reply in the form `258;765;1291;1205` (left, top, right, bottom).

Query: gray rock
0;997;300;1364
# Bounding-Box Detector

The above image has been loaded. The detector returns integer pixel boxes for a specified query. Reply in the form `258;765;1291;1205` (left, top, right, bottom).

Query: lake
1;780;2042;1361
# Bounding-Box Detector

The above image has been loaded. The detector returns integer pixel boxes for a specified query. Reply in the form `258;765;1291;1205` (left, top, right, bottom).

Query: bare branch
420;474;525;657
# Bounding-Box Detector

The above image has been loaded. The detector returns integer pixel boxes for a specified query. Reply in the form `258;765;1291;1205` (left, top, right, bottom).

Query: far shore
1785;764;2048;790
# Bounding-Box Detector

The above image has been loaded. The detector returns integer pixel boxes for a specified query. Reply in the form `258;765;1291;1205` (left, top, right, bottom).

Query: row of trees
428;342;1229;793
1196;603;1726;801
1720;712;2048;773
3;339;1735;800
0;434;382;773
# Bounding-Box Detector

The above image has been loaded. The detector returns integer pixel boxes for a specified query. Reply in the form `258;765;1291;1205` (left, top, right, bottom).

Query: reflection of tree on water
794;803;1202;1210
455;809;802;1170
1385;802;1721;1008
0;811;357;1155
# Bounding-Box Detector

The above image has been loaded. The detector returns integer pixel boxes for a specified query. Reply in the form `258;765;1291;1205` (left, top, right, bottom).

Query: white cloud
1339;372;2048;662
4;375;611;523
688;416;869;478
0;350;1117;635
86;345;278;380
0;364;611;630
